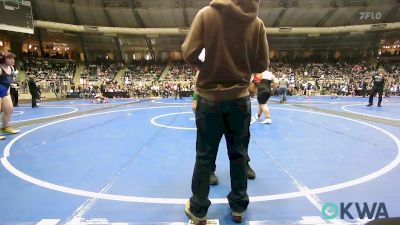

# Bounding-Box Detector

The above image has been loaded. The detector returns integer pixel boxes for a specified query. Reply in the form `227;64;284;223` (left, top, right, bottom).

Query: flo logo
359;12;382;20
322;202;389;220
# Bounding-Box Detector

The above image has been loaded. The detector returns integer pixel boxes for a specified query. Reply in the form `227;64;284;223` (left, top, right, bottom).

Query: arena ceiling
30;0;400;53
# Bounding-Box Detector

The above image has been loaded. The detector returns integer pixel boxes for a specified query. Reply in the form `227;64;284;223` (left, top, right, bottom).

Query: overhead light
34;47;37;50
279;27;293;33
0;40;3;47
83;26;100;33
370;24;387;30
28;44;32;49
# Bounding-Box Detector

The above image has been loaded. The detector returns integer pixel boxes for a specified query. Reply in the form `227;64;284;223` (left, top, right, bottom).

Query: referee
10;77;19;107
367;69;386;107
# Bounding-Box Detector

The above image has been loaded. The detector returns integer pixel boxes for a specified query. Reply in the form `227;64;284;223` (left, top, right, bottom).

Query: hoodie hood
210;0;260;21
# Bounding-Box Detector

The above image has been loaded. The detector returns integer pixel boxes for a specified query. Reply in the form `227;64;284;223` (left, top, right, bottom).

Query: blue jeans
279;87;288;102
190;96;251;218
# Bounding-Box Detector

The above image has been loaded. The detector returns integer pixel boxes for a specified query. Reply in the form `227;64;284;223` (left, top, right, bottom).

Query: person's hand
249;83;257;97
192;100;197;113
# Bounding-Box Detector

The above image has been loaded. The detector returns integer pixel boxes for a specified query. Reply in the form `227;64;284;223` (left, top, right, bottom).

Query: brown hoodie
182;0;269;102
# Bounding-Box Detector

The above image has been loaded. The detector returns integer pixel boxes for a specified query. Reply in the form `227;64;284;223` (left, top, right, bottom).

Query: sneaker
260;118;271;124
210;172;218;185
185;201;207;225
247;165;256;180
232;211;245;223
0;136;5;140
366;104;373;107
378;104;382;107
2;127;20;134
255;113;261;121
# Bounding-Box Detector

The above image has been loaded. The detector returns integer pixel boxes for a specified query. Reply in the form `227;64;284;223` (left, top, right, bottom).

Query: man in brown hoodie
182;0;269;223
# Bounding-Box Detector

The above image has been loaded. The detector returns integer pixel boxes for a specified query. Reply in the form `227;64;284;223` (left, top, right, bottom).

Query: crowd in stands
81;61;122;82
163;61;196;82
124;60;164;84
22;51;70;59
65;80;195;99
15;54;400;99
270;61;400;96
24;59;76;81
21;58;76;95
381;50;400;57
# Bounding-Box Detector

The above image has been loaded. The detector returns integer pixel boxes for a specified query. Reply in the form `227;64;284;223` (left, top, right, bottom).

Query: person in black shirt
361;79;368;98
54;83;60;98
10;77;19;107
100;83;106;95
331;83;338;99
367;70;386;107
28;76;39;108
175;83;182;99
